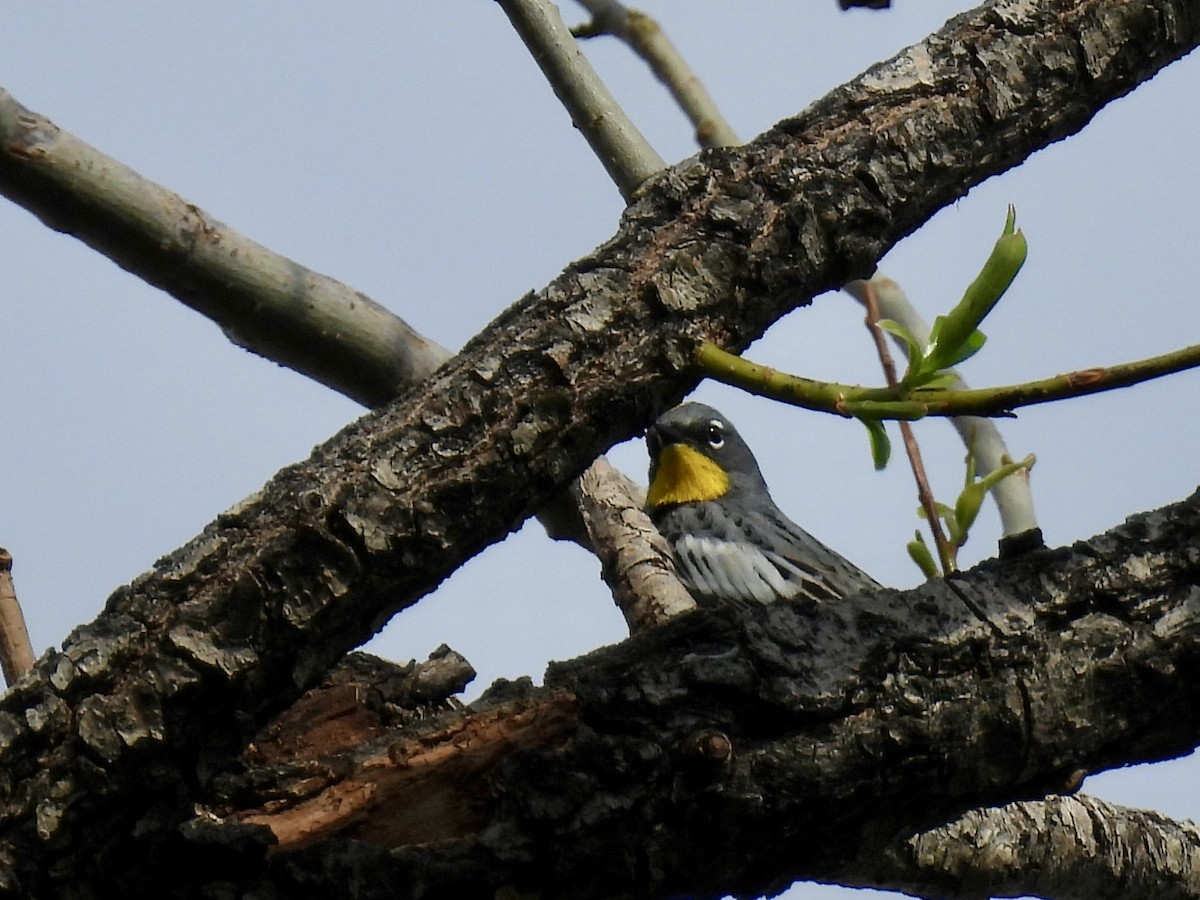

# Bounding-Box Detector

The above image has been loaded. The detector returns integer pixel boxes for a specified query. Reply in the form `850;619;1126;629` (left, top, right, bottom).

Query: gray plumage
646;402;879;608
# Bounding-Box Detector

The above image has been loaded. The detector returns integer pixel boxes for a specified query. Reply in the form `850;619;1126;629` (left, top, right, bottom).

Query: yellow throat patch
646;443;730;507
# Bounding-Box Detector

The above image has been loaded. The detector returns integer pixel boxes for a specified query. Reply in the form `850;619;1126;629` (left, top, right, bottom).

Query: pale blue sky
2;5;1197;898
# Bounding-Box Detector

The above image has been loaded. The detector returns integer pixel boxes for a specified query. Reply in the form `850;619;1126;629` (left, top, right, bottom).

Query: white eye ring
705;420;725;449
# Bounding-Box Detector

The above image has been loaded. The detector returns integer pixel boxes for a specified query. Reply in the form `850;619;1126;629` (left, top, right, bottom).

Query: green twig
861;282;956;573
844;275;1040;539
696;341;1200;419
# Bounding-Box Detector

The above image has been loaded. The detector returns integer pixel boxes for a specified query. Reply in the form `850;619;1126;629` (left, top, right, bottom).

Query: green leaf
928;314;944;347
977;454;1037;492
924;206;1027;372
875;318;925;378
916;501;956;522
910;371;962;392
939;328;987;368
907;531;940;579
952;482;986;543
860;417;891;469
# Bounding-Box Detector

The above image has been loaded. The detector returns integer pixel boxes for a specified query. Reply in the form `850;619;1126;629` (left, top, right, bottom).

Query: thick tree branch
0;0;1196;896
194;489;1200;898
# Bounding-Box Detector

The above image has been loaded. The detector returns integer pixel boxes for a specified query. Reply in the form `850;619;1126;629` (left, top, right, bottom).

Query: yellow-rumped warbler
646;402;879;607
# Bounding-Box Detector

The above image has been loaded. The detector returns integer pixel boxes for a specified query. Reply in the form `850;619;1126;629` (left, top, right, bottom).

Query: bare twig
573;1;740;148
861;283;955;573
846;275;1040;541
0;547;34;684
498;0;664;201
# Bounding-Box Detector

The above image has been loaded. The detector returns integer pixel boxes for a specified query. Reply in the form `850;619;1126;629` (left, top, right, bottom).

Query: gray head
646;402;769;507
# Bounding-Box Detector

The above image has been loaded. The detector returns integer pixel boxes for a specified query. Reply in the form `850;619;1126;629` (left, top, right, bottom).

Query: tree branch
572;0;741;148
196;489;1200;898
861;279;957;571
695;339;1200;420
0;548;33;685
0;0;1196;895
571;458;696;629
498;0;665;201
0;90;450;408
855;794;1200;900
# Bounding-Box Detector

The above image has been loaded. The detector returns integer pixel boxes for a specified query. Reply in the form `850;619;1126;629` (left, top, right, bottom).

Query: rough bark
200;490;1200;899
864;794;1200;900
0;0;1196;897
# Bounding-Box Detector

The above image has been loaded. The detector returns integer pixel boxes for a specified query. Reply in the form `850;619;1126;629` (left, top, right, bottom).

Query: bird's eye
705;420;725;449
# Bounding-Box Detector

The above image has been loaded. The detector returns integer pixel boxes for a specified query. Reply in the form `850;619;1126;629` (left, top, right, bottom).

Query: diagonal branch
499;0;664;200
0;89;450;408
0;0;1196;895
572;0;741;149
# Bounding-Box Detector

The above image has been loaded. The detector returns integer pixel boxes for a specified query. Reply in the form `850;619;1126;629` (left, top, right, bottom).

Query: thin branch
497;0;665;201
571;458;696;630
0;89;451;409
696;340;1200;420
846;275;1041;542
861;282;955;573
0;547;33;684
573;1;741;148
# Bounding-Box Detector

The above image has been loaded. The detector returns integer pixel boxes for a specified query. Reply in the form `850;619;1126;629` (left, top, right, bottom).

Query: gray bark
0;0;1196;897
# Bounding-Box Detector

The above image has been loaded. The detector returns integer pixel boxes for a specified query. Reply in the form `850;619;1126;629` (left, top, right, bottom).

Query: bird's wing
669;503;878;606
673;532;797;605
754;507;881;601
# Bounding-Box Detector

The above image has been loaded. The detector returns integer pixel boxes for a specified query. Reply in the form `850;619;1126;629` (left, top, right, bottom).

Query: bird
645;402;879;608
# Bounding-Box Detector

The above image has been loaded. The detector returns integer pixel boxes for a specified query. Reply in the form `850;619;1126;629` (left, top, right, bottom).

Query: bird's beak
646;419;684;457
646;423;665;457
